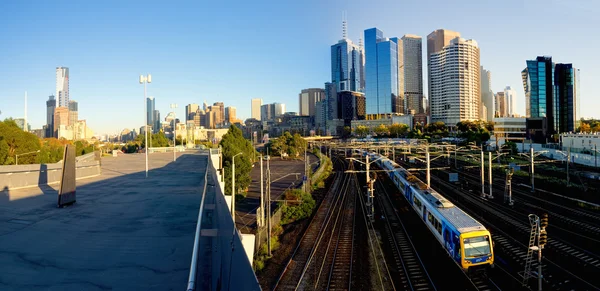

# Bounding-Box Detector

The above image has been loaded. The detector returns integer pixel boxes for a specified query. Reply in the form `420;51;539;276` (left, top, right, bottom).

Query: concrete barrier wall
205;150;260;290
0;160;101;190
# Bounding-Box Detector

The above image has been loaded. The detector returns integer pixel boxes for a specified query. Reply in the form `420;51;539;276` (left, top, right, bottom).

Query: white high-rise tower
429;36;480;125
56;67;70;107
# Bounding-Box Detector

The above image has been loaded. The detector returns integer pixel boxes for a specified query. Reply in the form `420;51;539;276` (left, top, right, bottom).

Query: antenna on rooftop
342;11;347;40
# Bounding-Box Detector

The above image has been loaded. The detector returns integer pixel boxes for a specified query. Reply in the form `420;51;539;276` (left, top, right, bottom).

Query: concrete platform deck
0;151;208;291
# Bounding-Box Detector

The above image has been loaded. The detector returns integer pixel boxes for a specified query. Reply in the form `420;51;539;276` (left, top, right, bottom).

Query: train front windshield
463;236;491;258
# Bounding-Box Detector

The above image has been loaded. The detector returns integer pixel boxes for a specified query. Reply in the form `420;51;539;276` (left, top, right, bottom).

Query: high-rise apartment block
46;95;56;137
299;88;325;117
261;103;275;121
428;30;480;125
274;103;286;117
480;67;494;121
251;98;262;120
56;67;69;107
364;28;401;115
522;56;579;134
401;34;424;114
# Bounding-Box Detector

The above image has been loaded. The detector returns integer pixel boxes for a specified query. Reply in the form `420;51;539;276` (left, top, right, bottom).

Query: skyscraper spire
342;11;347;39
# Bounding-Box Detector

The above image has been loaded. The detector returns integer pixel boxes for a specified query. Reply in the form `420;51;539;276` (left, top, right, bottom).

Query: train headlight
464;260;470;265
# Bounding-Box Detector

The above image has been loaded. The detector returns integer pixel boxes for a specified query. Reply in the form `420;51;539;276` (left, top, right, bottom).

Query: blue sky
0;0;598;135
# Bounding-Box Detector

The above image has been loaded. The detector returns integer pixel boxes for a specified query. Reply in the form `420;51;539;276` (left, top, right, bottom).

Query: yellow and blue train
360;150;494;271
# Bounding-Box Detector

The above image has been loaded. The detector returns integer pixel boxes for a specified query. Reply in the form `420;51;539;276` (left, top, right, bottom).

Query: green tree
220;125;257;196
354;125;369;137
0;119;41;165
374;124;389;137
389;123;409;138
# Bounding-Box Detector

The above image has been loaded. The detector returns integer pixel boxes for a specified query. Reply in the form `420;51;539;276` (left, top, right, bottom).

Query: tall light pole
231;152;243;228
16;150;40;165
170;103;177;161
139;74;152;178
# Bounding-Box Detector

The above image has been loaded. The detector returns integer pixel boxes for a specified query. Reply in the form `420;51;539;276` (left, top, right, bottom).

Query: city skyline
1;0;599;135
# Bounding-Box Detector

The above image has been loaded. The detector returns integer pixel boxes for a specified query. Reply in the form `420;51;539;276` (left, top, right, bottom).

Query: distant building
492;117;527;141
401;34;424;114
299;88;325;117
185;103;199;122
364;27;401;114
69;100;78;126
337;91;366;122
46;95;56;137
54;107;69;137
351;115;413;135
325;82;337;121
504;86;517;118
56;67;69;107
146;97;155;128
495;92;507;117
274;103;286;117
225;106;237;123
251;98;262;120
261;103;275;121
480;67;494;121
561;132;600;152
522;56;580;134
429;33;480;125
331;37;363;92
213;102;225;126
153;110;160;133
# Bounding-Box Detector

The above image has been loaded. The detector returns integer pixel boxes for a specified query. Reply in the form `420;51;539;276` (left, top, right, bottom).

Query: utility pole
595;144;597;168
426;147;431;189
260;155;264;227
530;147;535;193
488;151;493;199
481;150;485;198
566;147;570;186
267;150;272;256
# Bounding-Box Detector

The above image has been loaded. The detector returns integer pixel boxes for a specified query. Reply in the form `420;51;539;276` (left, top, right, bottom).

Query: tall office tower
68;100;78;126
495;92;507;117
261;104;275;121
554;63;580;133
401;34;424;114
331;38;363;92
504;86;517;117
364;28;400;115
251;98;262;120
427;29;461;116
54;107;69;137
429;35;480;125
154;110;160;133
56;67;70;107
274;103;286;117
358;39;365;92
522;56;559;134
225;106;237;123
299;88;325;117
186;103;199;122
209;104;223;126
46;95;56;137
146;97;155;127
480;67;494;121
193;108;204;128
325;82;337;120
213;102;225;126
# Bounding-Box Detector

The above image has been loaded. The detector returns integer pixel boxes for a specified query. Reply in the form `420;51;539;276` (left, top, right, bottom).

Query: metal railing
186;153;210;291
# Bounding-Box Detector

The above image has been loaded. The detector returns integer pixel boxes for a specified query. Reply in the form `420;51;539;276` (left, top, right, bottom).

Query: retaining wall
0;160;101;190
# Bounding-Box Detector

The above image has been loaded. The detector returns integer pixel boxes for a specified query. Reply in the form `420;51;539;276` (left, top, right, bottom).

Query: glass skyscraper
146;97;155;128
364;28;399;115
522;56;579;134
331;39;363;92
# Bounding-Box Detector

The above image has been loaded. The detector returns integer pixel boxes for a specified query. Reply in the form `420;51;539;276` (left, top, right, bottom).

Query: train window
428;213;434;225
436;221;442;234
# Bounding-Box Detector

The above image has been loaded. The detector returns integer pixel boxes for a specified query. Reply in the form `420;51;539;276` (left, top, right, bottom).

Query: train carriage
359;149;494;271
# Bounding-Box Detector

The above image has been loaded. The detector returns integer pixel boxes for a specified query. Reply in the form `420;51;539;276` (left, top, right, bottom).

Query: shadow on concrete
0;152;209;291
36;163;57;196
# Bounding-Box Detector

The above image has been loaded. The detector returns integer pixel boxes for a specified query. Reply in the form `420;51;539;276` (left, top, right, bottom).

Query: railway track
273;156;358;291
427;171;599;290
374;179;437;291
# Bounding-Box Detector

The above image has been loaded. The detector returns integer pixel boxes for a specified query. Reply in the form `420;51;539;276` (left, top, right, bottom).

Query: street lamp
16;150;40;165
231;152;243;228
140;74;152;178
170;103;178;162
